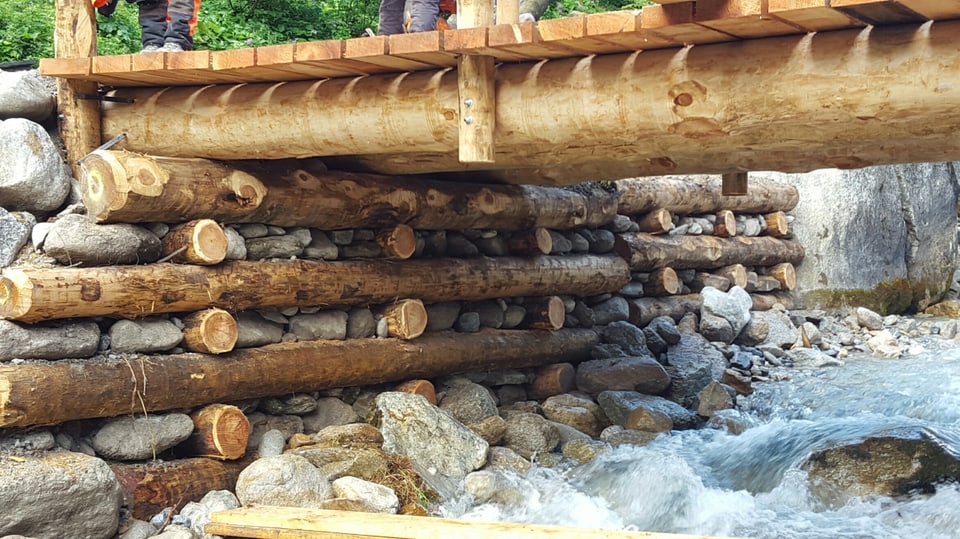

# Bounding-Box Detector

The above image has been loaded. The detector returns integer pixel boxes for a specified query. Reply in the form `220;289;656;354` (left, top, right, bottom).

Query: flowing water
441;337;960;538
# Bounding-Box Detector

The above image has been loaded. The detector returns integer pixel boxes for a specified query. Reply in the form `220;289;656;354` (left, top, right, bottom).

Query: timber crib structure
9;0;960;537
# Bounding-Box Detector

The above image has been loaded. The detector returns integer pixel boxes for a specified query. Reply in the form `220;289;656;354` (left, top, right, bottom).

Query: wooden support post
55;0;101;177
496;0;520;24
457;0;496;164
721;172;749;196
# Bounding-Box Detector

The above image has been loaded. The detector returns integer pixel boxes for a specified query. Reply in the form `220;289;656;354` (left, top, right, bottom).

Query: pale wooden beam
721;172;748;196
457;0;496;163
54;0;101;177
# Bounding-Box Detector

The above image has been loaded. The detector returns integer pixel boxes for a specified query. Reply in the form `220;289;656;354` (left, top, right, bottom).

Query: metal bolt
463;116;473;125
464;98;474;108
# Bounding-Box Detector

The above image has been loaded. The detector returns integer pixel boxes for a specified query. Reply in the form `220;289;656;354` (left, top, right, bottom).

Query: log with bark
99;23;960;183
714;210;737;237
716;264;748;289
179;403;251;460
751;292;796;311
110;457;250;520
627;295;701;327
378;299;428;340
635;208;673;235
0;255;630;323
763;211;791;238
641;267;680;296
518;296;565;330
507;228;553;256
0;328;599;428
761;262;797;291
614;233;804;271
616;177;800;215
160;219;228;265
181;308;238;354
375;224;417;260
79;151;617;230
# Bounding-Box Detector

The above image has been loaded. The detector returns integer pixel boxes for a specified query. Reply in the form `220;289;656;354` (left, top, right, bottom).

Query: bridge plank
344;35;437;72
830;0;929;25
695;0;804;39
388;31;458;68
895;0;960;20
767;0;867;31
641;3;737;45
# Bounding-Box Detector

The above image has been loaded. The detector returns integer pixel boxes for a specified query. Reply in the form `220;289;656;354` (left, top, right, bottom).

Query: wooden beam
457;0;497;164
614;233;805;271
96;21;960;181
0;329;600;428
0;255;631;322
616;176;798;214
53;0;100;176
721;172;748;196
206;507;733;539
767;0;867;31
830;0;928;25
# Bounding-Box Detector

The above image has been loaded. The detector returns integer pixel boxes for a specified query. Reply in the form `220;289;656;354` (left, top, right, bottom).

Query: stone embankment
2;67;960;539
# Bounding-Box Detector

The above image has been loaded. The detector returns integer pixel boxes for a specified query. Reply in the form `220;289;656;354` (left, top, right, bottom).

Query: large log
616;177;800;215
0;328;599;427
79;151;617;229
180;403;251;460
99;23;960;182
614;233;804;271
0;255;629;323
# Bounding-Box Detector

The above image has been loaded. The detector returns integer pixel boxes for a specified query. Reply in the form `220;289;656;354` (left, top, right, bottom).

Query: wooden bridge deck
41;0;960;88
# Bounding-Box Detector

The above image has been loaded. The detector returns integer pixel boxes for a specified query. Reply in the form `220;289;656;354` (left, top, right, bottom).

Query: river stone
119;519;158;539
754;309;800;348
91;413;194;460
0;451;123;539
439;380;499;425
0;118;71;213
463;470;531;505
696;381;734;417
856;307;884;331
592;296;630;325
289;310;349;340
484;446;532;474
246;413;303;450
597;390;699;430
108;318;183;354
0;70;56;122
602;320;651;357
787;348;844;368
302;397;360;434
259;394;318;415
234;311;284;348
178;490;240;539
0;319;100;361
467;415;508;445
760;164;959;313
662;333;726;408
42;214;162;266
373;392;488;497
235;453;333;507
575;355;670;396
346;307;376;338
331;476;399;514
803;427;960;507
0;430;56;452
257;429;287;457
700;286;752;340
292;446;389;481
541;393;609;437
501;411;560;459
0;208;31;267
599;425;659;447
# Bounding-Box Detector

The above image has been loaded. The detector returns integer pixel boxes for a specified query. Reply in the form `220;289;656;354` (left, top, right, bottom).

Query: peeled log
376;225;416;260
101;23;960;182
79;151;617;230
378;299;428;340
0;255;629;323
110;457;248;520
616;177;800;215
762;262;797;291
714;210;736;238
635;208;673;235
181;308;238;354
507;228;552;256
628;295;701;327
181;403;251;460
160;219;228;265
519;296;565;330
614;233;804;271
764;211;791;238
0;328;599;427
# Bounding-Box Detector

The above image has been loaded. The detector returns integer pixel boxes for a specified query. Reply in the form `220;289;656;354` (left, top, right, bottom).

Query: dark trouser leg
138;0;167;48
408;0;438;32
166;0;200;50
378;0;405;35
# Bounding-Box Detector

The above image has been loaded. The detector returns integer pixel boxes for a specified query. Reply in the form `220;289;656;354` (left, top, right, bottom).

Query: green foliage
542;0;654;19
0;0;55;63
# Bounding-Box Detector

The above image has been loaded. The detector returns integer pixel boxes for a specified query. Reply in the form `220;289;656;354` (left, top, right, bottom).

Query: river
441;336;960;539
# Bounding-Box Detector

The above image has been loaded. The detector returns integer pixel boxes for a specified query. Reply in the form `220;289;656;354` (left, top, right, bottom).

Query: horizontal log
160;219;228;266
181;403;251;460
616;176;799;215
182;308;238;354
98;23;960;181
80;151;617;229
0;255;630;323
0;328;599;427
614;233;804;271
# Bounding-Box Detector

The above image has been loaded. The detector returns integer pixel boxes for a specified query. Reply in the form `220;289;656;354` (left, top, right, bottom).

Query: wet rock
0;319;100;361
541;393;609;437
561;438;611;464
463;470;531;505
787;348;844;368
373;392;488;497
700;286;752;340
754;309;801;348
803;427;960;507
0;451;122;539
663;333;726;408
856;307;884;331
332;476;399;514
91;413;194;461
235;453;332;507
696;381;734;417
483;446;531;474
597;390;699;430
575;355;670;396
866;329;901;358
599;425;659;447
501;411;560;459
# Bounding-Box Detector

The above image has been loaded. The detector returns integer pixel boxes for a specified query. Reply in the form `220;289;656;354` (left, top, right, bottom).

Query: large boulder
0;70;56;123
0;118;72;213
757;163;959;313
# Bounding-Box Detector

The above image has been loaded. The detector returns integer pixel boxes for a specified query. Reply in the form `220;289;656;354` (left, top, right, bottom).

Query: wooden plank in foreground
894;0;960;19
766;0;866;31
694;0;803;39
206;507;736;539
829;0;929;25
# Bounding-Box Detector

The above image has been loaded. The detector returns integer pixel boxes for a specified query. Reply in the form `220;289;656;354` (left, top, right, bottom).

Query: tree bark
763;211;791;238
507;228;552;256
376;225;417;260
528;362;575;400
751;292;796;310
635;208;673;235
180;403;251;460
519;296;565;330
714;210;736;237
627;295;701;327
79;151;617;230
0;328;599;428
378;299;428;340
762;262;797;291
54;0;99;178
0;255;629;323
616;177;800;215
110;457;249;520
181;308;239;354
160;219;228;265
614;233;804;271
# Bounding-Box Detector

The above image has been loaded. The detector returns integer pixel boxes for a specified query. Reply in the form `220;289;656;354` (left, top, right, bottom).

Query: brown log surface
160;219;228;265
617;176;800;215
182;403;251;460
379;299;428;340
614;233;804;271
0;255;630;323
0;329;599;428
182;308;238;354
628;295;701;326
80;151;617;230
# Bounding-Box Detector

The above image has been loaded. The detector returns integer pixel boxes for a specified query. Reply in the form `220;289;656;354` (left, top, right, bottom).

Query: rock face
759;163;960;313
803;427;960;507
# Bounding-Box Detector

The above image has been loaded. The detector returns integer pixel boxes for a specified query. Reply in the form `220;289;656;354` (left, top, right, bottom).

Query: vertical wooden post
496;0;520;24
457;0;496;164
54;0;101;177
721;172;749;196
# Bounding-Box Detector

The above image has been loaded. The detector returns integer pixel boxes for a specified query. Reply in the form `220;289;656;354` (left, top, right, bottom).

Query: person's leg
378;0;405;36
165;0;201;50
137;0;167;50
408;0;439;32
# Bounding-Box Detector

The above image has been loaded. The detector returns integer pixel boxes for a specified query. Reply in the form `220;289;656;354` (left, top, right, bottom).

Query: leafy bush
542;0;654;19
0;0;55;63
